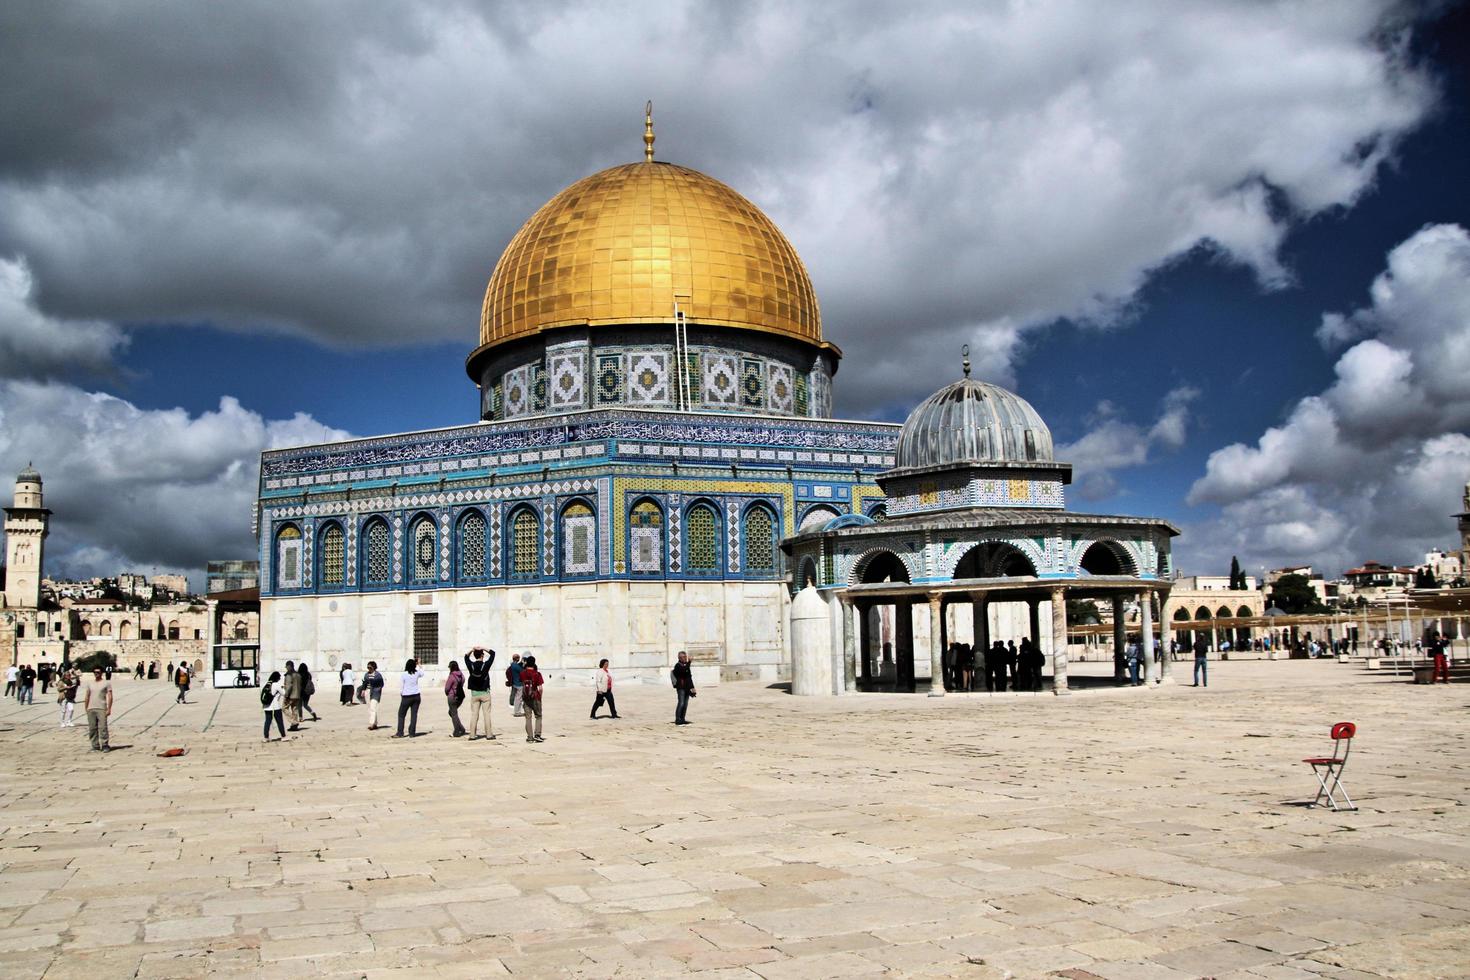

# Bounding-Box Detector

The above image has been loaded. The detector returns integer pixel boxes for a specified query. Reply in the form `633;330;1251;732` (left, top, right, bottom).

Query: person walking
283;659;303;731
671;651;695;725
83;666;113;752
165;662;174;686
591;659;619;719
464;647;496;740
58;666;80;727
134;662;144;680
520;655;544;742
4;663;16;698
444;660;468;737
339;663;355;706
18;664;36;704
1126;636;1143;686
261;670;285;741
393;659;423;738
361;661;384;728
507;653;525;717
299;664;320;721
1429;630;1450;683
38;663;51;695
174;661;191;703
1192;634;1209;687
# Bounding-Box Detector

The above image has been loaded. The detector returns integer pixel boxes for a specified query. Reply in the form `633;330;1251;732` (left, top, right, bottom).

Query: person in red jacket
520;656;545;743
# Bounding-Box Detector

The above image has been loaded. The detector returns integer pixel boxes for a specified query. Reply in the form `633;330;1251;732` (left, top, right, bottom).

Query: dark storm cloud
0;1;1438;396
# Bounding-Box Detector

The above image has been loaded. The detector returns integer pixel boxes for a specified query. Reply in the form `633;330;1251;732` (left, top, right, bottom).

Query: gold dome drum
478;161;823;351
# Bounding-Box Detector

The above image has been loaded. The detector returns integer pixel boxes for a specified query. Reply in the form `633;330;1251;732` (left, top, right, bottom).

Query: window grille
687;505;719;573
321;525;344;585
413;612;439;665
459;511;486;579
412;517;436;582
365;520;390;583
744;506;776;575
511;509;539;579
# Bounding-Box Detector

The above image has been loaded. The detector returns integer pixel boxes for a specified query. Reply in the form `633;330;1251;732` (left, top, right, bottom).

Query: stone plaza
1;660;1467;978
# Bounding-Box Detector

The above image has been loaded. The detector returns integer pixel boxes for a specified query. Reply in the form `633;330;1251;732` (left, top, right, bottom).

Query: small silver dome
893;379;1053;472
16;463;40;483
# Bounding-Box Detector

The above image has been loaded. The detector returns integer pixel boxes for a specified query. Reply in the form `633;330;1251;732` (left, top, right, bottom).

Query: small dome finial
644;100;655;162
961;344;971;378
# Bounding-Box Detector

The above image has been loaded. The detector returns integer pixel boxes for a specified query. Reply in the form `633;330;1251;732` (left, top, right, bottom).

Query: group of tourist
939;639;1046;692
258;649;700;742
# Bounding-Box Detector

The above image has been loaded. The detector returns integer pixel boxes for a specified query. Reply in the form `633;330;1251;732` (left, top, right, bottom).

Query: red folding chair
1304;722;1356;811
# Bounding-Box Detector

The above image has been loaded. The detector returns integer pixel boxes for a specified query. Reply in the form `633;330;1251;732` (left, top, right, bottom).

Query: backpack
260;685;272;707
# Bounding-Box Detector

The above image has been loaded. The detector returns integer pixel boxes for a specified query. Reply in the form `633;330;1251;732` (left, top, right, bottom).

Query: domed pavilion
783;352;1179;695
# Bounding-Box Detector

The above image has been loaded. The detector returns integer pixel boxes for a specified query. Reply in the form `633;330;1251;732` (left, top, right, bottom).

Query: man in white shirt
83;667;113;752
4;664;16;698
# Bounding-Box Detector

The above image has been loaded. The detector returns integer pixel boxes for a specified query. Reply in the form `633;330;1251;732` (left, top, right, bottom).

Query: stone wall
67;638;207;671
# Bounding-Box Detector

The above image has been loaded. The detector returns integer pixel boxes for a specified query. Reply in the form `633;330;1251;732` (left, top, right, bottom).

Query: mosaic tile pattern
320;524;345;586
630;500;663;574
628;352;670;405
458;510;486;579
686;503;719;574
595;354;623;406
531;363;548;413
744;505;776;574
725;500;742;573
769;364;794;413
489;505;502;578
702;353;738;406
561;502;596;576
345;521;357;586
276;526;302;590
795;372;809;417
548;350;587;409
510;508;538;580
411;517;436;582
365;521;390;584
503;365;531;418
740;358;764;408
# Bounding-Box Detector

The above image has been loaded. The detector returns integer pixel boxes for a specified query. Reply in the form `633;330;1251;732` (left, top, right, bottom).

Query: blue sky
1;1;1467;584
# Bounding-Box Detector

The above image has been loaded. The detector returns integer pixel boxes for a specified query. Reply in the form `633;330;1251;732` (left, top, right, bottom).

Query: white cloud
0;0;1439;412
1183;224;1470;574
0;380;350;586
0;257;128;378
1056;386;1199;501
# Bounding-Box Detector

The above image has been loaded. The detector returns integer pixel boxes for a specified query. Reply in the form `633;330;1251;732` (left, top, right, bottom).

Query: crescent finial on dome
644;100;655;162
962;344;971;378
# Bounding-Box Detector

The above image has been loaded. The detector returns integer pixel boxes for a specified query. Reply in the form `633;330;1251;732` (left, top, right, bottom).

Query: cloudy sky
1;0;1468;586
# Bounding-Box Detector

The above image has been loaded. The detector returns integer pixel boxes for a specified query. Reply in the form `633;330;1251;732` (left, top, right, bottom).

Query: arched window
509;507;540;582
410;515;437;583
319;523;345;586
685;502;721;576
233;620;249;640
630;499;664;575
866;502;888;521
561;500;596;576
364;518;391;585
119;620;133;640
81;620;93;637
275;524;303;590
100;620;113;636
799;505;840;532
457;510;487;581
168;620;180;641
743;504;777;577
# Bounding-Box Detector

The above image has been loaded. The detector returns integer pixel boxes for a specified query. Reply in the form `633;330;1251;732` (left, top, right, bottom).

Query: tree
1229;556;1244;590
1414;568;1438;589
1269;573;1327;614
1066;599;1101;624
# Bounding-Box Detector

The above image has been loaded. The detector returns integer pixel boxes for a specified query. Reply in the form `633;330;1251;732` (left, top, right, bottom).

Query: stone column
839;596;857;694
927;592;945;697
1140;590;1155;684
859;602;873;683
1027;598;1042;645
1050;586;1069;694
1157;590;1174;684
1112;595;1126;683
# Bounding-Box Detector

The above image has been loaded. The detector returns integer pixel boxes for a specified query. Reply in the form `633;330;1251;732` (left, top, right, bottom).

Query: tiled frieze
548;350;587;410
702;353;738;406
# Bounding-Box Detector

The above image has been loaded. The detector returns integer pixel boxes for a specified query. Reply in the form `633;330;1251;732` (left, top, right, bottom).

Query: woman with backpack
261;671;285;741
298;663;320;722
444;660;467;737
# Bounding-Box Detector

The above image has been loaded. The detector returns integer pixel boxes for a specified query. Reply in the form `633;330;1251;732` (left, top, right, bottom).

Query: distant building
207;560;259;595
1173;574;1259;591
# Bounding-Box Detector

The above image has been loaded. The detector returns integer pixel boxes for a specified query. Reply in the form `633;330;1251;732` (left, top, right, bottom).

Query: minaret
1459;479;1470;571
3;464;49;609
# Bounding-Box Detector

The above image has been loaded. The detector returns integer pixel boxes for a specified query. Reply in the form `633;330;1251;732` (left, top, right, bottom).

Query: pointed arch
456;508;488;582
407;512;438;584
852;549;911;585
798;504;841;532
560;497;597;578
952;540;1038;579
742;502;779;578
1079;540;1138;576
318;521;346;587
274;523;304;591
362;516;392;586
628;497;665;576
507;505;541;582
684;499;723;577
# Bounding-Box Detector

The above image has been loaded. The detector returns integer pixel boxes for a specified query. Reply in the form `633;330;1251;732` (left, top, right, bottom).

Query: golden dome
477;161;824;352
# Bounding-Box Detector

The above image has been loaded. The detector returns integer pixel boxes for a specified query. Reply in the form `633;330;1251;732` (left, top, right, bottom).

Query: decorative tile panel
702;353;738;406
628;352;670;406
740;358;764;408
503;365;531;418
595;354;623;405
548;351;586;409
531;363;548;413
769;364;794;413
